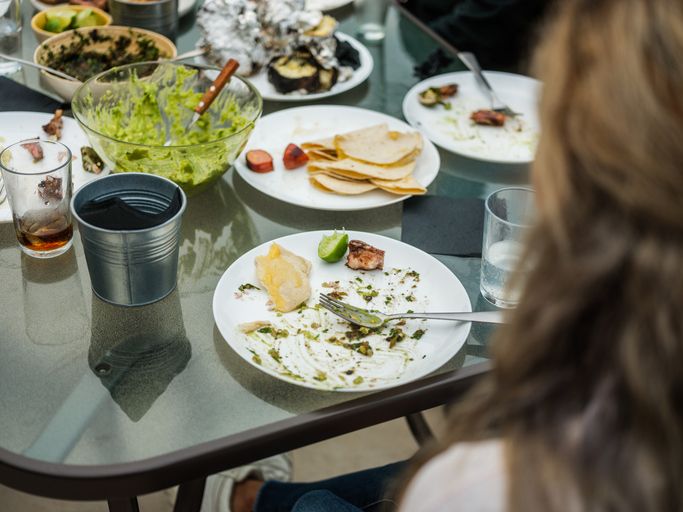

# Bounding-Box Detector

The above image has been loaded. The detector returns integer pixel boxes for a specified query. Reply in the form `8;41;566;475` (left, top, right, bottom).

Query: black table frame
0;362;488;511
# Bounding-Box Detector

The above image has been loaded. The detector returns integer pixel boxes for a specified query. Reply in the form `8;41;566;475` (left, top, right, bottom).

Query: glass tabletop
0;2;527;468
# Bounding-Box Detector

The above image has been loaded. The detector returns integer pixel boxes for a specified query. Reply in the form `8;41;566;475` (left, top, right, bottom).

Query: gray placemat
402;196;484;257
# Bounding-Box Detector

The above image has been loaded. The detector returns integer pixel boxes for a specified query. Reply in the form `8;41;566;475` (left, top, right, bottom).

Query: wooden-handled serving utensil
164;58;240;146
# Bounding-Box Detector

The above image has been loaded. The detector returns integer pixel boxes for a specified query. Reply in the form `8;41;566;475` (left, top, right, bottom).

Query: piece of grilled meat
346;240;385;271
42;109;64;139
470;109;506;127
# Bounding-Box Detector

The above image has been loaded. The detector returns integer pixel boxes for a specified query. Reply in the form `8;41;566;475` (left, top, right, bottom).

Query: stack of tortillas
302;124;427;195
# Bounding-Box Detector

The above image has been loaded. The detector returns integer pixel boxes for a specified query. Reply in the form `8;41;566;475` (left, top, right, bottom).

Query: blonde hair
426;1;683;510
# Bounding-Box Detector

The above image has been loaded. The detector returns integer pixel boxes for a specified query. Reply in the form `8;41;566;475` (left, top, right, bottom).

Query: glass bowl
72;61;262;193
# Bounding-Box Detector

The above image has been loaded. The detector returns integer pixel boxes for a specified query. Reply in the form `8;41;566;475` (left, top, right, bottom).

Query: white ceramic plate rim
402;71;542;164
30;0;196;17
305;0;353;11
233;105;440;211
212;230;472;392
0;111;107;224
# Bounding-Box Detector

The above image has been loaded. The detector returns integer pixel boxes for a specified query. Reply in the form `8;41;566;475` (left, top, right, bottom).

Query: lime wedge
318;231;349;263
44;10;76;32
75;9;98;28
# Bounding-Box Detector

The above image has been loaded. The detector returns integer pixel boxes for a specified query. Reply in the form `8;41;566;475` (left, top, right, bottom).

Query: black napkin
0;77;67;113
78;189;183;230
413;48;455;79
402;195;484;257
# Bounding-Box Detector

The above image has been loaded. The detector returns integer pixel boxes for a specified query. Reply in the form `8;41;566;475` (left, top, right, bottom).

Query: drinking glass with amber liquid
0;139;73;258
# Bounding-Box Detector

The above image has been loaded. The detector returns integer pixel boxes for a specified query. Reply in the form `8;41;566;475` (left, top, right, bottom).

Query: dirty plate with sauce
403;71;541;164
212;230;471;391
0;112;107;224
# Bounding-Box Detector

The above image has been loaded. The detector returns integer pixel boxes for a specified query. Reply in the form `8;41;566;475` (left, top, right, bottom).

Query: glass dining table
0;3;528;510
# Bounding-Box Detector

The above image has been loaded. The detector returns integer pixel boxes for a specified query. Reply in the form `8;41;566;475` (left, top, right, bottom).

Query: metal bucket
71;173;186;307
108;0;179;40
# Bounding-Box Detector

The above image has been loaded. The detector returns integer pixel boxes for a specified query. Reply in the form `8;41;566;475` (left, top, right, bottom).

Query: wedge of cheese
255;243;312;312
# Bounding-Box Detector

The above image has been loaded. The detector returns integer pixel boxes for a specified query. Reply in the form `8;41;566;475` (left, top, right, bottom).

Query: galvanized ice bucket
71;173;186;307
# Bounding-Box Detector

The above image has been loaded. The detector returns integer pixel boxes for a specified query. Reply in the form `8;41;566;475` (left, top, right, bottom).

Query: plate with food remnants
196;0;373;101
402;71;541;164
0;111;108;223
213;230;471;391
233;105;440;211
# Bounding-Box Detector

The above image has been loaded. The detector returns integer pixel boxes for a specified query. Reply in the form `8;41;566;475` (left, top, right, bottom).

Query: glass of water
0;0;22;76
354;0;389;44
480;187;535;308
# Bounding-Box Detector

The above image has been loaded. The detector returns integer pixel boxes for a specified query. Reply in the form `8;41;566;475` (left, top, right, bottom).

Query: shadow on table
177;176;259;295
212;324;469;415
20;249;89;346
88;289;192;421
231;171;399;233
438;150;530;185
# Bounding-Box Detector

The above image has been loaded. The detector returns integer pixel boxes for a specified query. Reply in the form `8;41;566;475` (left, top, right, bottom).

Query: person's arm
430;0;552;70
399;440;506;512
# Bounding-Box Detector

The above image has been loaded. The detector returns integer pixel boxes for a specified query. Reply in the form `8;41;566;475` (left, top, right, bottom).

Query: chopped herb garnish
353;376;364;385
313;371;327;382
405;295;416;302
344;341;374;356
268;348;281;362
411;329;426;340
238;283;260;292
257;327;272;334
252;354;262;365
386;328;406;348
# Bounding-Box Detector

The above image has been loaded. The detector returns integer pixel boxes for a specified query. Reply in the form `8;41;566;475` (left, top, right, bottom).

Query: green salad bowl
72;61;262;193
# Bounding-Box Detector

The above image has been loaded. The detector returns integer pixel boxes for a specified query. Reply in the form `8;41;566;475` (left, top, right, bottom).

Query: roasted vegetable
246;149;274;173
283;143;308;170
267;49;338;94
470;109;506;126
418;83;458;109
81;146;104;174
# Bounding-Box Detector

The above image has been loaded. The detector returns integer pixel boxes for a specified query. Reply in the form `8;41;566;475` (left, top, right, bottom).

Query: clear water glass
0;0;22;76
480;187;535;308
354;0;389;43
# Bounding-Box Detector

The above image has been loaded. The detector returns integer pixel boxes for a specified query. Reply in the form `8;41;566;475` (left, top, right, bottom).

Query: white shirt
400;440;506;512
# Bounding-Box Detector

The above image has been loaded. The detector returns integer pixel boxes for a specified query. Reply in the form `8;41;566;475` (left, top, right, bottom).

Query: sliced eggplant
268;49;339;94
268;53;320;93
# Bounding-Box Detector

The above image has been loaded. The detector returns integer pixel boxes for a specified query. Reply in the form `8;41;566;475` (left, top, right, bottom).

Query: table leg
405;413;434;445
173;478;207;512
107;497;140;512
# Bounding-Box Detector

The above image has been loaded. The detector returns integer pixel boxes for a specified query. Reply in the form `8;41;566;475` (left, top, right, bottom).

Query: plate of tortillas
233;106;440;211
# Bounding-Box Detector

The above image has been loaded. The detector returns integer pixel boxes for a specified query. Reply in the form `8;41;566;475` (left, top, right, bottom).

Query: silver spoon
0;53;79;82
0;47;207;84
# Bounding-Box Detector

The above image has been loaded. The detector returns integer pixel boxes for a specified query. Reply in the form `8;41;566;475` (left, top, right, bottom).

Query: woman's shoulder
400;439;506;512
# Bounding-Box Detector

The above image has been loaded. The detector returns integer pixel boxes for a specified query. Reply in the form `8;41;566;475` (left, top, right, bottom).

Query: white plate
213;230;471;391
0;112;108;223
233;105;440;211
305;0;353;11
30;0;196;17
241;32;372;102
403;71;541;164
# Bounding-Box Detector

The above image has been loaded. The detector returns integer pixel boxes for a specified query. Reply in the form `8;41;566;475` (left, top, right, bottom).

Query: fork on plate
318;293;504;329
457;51;521;118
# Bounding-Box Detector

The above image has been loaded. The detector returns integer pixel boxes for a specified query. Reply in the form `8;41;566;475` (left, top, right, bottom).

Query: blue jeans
253;461;406;512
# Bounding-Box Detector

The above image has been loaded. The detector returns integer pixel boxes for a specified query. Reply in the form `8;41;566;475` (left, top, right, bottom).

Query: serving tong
163;58;239;146
319;293;505;329
457;51;521;118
